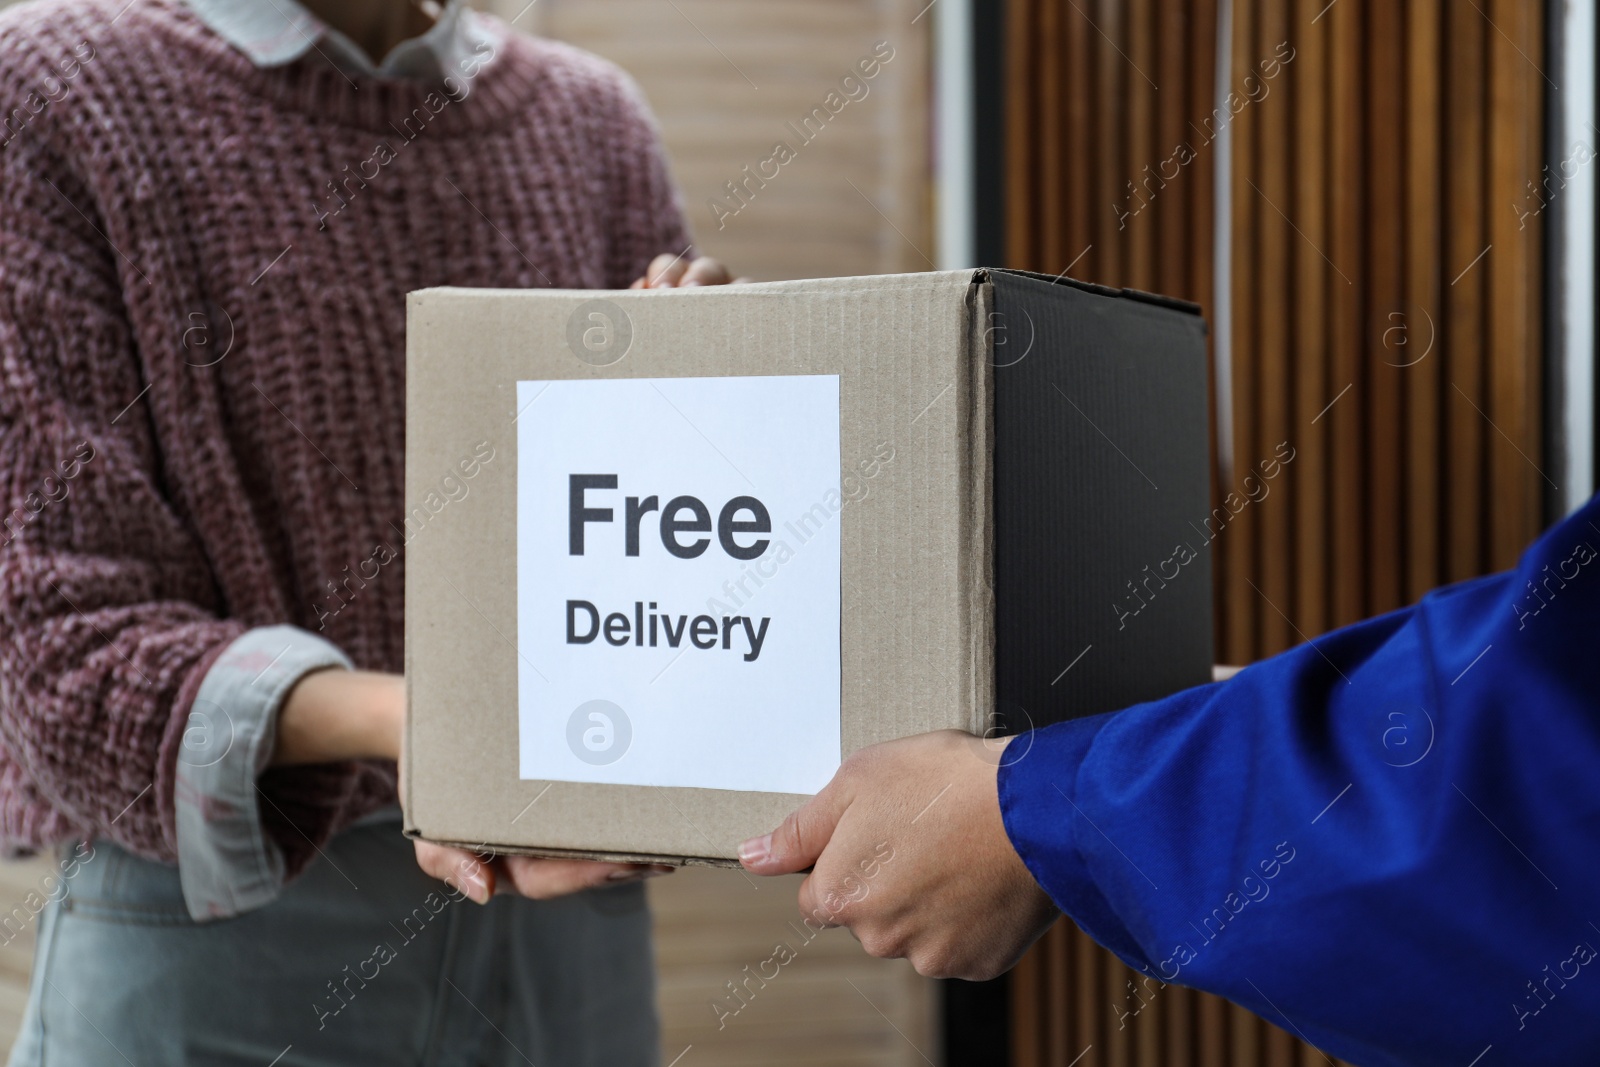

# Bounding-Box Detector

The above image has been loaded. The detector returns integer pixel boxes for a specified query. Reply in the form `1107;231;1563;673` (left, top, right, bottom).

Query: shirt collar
183;0;497;85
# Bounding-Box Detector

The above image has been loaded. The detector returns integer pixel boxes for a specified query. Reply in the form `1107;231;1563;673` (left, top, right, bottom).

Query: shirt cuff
997;711;1154;972
175;625;352;921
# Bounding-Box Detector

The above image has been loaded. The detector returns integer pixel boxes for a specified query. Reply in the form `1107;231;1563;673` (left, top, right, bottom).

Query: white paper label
515;375;842;794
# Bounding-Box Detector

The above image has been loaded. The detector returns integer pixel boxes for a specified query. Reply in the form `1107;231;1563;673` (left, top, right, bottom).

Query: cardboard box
403;269;1212;866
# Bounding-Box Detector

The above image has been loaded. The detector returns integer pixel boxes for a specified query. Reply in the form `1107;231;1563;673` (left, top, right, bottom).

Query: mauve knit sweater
0;0;689;875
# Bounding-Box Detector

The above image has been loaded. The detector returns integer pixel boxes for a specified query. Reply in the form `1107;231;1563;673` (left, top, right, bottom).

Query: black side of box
988;268;1213;727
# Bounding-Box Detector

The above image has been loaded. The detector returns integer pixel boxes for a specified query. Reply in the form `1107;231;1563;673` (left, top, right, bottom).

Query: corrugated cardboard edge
964;280;996;737
415;837;744;869
989;267;1205;317
401;289;417;850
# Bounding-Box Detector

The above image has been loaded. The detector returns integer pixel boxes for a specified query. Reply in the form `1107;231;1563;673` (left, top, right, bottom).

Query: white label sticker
516;375;842;794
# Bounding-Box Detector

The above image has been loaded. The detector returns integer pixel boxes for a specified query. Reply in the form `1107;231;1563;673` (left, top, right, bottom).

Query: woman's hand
409;840;673;904
274;669;672;903
629;252;746;288
737;730;1059;980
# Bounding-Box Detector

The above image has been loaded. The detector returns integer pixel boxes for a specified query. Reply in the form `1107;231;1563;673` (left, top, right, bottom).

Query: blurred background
0;0;1593;1065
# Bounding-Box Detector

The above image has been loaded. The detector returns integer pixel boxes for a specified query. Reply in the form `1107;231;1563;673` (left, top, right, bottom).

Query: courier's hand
276;669;672;903
738;730;1058;980
629;252;746;288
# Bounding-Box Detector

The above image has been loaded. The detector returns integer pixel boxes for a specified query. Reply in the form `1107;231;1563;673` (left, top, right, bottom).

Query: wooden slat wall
1004;1;1547;1065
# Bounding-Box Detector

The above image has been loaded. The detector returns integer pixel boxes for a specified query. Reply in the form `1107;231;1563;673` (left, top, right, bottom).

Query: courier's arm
745;495;1600;1067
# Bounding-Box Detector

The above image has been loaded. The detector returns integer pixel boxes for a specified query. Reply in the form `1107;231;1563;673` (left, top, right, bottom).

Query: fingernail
464;870;490;904
738;834;771;867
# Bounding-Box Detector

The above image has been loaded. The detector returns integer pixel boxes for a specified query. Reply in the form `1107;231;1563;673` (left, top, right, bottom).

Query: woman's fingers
679;256;733;286
643;252;690;288
495;856;675;899
631;253;741;289
412;839;674;903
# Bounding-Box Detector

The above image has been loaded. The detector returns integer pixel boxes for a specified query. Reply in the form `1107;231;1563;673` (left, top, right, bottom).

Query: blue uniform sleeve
998;495;1600;1067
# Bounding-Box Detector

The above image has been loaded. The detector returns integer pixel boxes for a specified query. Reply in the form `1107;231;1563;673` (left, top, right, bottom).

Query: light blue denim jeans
6;816;658;1066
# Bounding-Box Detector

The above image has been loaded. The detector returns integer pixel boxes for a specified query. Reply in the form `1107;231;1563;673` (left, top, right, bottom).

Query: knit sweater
0;0;690;877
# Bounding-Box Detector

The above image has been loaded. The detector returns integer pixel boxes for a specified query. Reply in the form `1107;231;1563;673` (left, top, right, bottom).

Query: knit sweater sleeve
600;68;693;288
0;138;245;864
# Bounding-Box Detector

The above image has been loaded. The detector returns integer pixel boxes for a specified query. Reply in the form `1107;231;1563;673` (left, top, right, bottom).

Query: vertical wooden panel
1103;953;1131;1067
1133;969;1161;1067
1444;0;1488;582
1130;977;1157;1065
1223;0;1259;663
1254;0;1293;653
1264;1021;1295;1065
1485;0;1545;567
1066;0;1095;269
1165;984;1194;1066
1076;930;1103;1061
1047;922;1073;1062
1125;0;1157;296
1012;947;1044;1067
1195;991;1227;1067
1325;0;1367;629
1404;0;1444;601
1005;0;1037;268
1155;0;1190;301
1095;0;1128;285
1292;0;1330;638
1365;0;1406;616
1228;1002;1261;1066
1039;0;1066;272
1159;979;1178;1058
